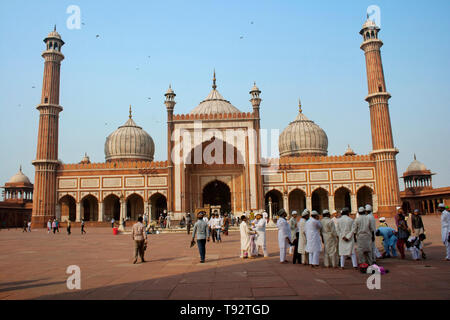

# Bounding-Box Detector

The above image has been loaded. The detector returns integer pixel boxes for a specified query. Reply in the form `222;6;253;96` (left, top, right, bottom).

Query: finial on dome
129;105;132;119
212;69;217;90
298;98;302;113
54;24;56;32
414;153;416;161
19;165;22;172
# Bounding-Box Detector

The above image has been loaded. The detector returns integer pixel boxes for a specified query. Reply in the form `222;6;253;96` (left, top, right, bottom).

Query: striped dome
104;113;154;162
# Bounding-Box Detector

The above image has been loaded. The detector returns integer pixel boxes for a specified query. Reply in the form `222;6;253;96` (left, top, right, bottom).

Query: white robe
352;214;374;252
277;217;291;248
336;215;355;256
255;218;267;247
442;210;450;244
297;218;308;254
305;218;322;253
321;217;338;256
240;221;252;252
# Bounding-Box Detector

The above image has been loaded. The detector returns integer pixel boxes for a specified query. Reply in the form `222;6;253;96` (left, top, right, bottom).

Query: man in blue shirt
376;226;398;258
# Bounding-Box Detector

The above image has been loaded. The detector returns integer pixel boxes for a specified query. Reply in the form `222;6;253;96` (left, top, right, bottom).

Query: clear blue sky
0;0;449;189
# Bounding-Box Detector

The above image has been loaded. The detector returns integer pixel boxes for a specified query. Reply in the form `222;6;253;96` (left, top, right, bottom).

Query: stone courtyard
0;216;448;300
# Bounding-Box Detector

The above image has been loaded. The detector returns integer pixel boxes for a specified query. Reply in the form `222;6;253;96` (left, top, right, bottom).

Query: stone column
351;194;357;214
98;202;104;222
306;196;312;211
284;195;289;214
76;202;81;222
328;195;335;213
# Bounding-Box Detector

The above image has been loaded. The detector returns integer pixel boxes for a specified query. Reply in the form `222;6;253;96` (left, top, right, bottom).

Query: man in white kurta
297;209;310;265
365;204;382;261
305;211;323;267
438;203;450;261
336;207;358;269
254;213;268;257
277;210;292;263
321;210;338;268
288;211;298;255
351;208;375;266
240;215;255;258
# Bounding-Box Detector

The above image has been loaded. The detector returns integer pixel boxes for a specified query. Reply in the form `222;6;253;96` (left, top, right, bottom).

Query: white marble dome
104;111;154;162
8;167;31;184
190;73;241;115
406;157;428;173
279;102;328;157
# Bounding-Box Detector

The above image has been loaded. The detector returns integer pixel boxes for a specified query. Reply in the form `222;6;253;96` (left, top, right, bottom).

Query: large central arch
202;180;231;214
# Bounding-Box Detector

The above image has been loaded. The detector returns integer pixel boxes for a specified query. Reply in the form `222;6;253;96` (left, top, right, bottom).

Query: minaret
360;16;401;216
164;85;176;214
31;27;65;227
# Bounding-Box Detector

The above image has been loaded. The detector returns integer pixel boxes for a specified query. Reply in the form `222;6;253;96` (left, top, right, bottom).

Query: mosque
25;17;446;228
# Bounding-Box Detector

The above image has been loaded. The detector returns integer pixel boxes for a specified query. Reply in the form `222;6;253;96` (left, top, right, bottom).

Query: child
407;234;426;260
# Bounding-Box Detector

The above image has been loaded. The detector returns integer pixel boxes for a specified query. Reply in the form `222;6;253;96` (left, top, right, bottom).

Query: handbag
190;240;196;248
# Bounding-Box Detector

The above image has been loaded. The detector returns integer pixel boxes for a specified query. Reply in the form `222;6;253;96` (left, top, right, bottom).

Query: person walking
47;219;52;234
27;221;31;232
215;214;222;243
111;218;115;228
22;220;28;233
67;220;72;235
186;212;192;235
81;219;86;234
321;209;338;268
131;216;147;264
438;203;450;261
191;212;210;263
52;219;57;234
55;219;60;233
166;212;171;229
305;211;323;268
277;209;292;264
222;213;230;236
240;215;256;258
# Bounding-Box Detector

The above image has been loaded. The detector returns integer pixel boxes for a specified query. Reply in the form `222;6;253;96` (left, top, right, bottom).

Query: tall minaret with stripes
31;27;65;227
360;17;401;216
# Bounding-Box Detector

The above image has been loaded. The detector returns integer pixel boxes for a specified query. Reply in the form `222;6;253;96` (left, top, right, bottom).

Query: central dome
190;72;241;115
279;100;328;157
104;107;155;162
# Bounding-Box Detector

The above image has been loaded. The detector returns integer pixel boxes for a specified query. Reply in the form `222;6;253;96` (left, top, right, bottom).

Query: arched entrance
357;186;373;208
265;189;284;215
82;195;98;221
334;187;351;212
312;188;329;213
59;195;76;222
289;189;306;214
202;180;231;214
127;194;144;221
149;193;167;221
104;194;120;222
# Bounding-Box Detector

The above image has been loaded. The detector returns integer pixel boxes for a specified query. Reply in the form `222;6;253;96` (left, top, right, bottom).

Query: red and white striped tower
31;27;65;227
360;17;401;216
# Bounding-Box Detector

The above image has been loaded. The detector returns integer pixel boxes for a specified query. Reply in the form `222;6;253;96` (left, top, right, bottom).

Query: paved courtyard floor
0;216;449;300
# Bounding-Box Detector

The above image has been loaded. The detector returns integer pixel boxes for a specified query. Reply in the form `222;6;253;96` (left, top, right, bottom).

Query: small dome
80;153;91;164
104;108;155;162
344;145;356;156
190;72;241;115
8;166;31;184
279;101;328;157
406;155;428;173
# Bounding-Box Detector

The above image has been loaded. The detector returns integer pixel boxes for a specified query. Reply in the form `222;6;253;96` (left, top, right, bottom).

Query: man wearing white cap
336;207;358;269
288;211;299;255
297;209;310;265
254;212;268;257
351;207;375;265
321;209;338;268
277;209;292;264
438;203;450;261
379;217;388;227
305;210;323;267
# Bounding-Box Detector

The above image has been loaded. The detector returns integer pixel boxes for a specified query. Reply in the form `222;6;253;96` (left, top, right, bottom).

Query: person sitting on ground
407;233;426;261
